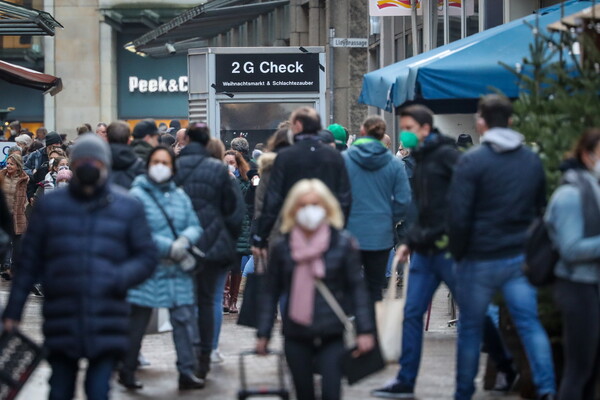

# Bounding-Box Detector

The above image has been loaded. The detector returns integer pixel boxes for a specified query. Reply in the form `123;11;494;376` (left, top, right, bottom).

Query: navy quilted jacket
3;184;158;359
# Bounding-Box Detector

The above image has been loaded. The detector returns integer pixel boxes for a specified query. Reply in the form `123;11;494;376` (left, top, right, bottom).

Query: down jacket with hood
127;175;202;308
448;127;546;261
109;143;146;189
342;137;411;250
2;184;158;359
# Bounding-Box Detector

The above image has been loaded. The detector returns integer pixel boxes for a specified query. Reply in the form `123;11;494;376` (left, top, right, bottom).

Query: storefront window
220;102;313;150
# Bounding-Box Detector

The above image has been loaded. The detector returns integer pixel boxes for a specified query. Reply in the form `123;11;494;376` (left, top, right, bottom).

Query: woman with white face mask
256;178;376;400
544;128;600;400
121;146;205;390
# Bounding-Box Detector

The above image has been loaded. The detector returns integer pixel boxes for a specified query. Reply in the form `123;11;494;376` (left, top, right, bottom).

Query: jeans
48;353;116;400
123;304;198;375
242;256;254;277
396;251;457;387
284;336;345;400
553;278;600;400
361;248;393;304
455;254;555;400
212;268;228;350
385;248;396;278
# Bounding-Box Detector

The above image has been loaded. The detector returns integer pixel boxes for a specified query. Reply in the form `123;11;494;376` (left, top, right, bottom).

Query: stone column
53;0;102;137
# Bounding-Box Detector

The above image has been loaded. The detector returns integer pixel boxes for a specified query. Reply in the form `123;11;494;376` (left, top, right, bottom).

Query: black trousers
360;249;392;304
122;305;153;374
195;265;221;354
553;278;600;400
284;335;345;400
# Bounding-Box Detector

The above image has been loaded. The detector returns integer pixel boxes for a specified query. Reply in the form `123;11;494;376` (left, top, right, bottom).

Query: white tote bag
375;260;408;363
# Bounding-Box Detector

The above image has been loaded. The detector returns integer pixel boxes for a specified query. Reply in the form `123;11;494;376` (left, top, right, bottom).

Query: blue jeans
242;256;254;277
48;353;116;400
396;251;457;387
212;268;228;350
455;254;555;400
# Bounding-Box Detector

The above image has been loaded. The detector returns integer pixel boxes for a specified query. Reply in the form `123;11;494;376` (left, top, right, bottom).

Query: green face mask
399;130;419;149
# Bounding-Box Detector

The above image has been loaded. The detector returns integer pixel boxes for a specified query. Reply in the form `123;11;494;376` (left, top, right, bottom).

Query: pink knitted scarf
288;223;331;326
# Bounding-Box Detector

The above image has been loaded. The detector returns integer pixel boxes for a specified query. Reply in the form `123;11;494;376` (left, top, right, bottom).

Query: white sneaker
210;349;224;364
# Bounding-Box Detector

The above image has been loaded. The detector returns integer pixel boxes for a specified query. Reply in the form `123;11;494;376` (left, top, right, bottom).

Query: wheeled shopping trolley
238;350;289;399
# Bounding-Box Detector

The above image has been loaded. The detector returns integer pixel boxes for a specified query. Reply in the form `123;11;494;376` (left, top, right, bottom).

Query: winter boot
228;273;242;314
222;272;231;313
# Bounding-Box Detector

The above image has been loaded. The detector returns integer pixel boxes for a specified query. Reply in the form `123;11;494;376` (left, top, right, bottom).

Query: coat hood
481;128;524;153
110;143;141;171
346;138;391;171
258;152;277;176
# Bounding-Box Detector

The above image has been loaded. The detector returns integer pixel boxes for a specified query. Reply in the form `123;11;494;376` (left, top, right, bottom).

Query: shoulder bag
314;279;384;385
142;187;205;274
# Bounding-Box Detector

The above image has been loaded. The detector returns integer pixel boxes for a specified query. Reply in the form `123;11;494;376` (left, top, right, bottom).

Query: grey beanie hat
70;133;111;167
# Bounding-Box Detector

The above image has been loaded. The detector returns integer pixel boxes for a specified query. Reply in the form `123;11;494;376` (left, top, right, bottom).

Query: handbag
0;329;46;400
314;280;385;385
375;259;408;363
142;188;205;274
237;256;266;329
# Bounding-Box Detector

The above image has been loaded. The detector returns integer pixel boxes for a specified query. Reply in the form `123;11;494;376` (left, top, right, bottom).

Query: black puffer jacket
408;132;460;253
175;142;245;267
3;184;157;359
257;228;374;340
254;134;352;246
109;143;145;189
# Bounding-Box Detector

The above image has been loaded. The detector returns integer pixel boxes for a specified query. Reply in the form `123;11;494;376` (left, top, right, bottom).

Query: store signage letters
215;53;320;93
129;76;188;93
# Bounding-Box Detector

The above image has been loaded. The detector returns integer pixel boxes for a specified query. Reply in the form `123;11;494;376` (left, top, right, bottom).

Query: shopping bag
237;257;266;329
375;260;408;363
0;329;46;400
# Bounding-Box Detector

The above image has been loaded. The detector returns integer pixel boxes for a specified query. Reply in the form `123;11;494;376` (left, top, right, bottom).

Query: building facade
0;0;567;137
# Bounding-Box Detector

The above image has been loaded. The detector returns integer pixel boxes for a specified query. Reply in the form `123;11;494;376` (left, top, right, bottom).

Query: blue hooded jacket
343;138;411;250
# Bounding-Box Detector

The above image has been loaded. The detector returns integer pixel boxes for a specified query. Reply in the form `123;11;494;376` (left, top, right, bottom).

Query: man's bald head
290;107;322;134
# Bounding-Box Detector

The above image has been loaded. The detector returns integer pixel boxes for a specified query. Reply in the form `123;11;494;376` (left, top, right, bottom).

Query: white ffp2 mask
295;205;326;231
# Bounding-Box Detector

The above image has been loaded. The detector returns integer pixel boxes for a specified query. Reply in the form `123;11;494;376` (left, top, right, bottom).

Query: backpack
523;217;559;286
524;171;600;287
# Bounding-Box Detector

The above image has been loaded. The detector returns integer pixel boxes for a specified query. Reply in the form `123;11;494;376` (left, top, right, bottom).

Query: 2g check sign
231;61;305;74
214;53;320;93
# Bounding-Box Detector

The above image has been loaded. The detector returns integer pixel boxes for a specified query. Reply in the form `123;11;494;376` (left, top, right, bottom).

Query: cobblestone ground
1;281;520;400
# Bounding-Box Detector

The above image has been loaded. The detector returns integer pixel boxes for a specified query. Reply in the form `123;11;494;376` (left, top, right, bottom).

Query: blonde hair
279;179;344;233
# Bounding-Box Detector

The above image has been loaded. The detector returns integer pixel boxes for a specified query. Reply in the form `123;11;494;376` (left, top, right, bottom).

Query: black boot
118;371;143;390
178;372;205;390
196;353;211;380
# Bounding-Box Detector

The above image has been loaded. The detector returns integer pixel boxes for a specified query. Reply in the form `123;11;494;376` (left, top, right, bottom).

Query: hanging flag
369;0;474;17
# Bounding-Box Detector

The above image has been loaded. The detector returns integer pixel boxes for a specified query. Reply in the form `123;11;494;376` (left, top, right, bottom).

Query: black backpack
523;217;559;286
524;172;600;286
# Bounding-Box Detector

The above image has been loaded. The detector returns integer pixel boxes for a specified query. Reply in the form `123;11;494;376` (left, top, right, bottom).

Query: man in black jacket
175;122;245;381
448;95;555;400
252;107;351;254
373;105;461;399
130;119;159;162
107;120;145;189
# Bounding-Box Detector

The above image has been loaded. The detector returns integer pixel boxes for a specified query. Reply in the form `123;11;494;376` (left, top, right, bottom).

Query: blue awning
358;0;593;112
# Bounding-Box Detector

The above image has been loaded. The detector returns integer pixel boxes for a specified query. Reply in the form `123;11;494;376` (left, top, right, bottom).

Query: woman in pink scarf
256;179;375;400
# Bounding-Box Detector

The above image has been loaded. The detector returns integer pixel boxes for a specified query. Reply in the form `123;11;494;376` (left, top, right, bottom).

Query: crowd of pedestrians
0;97;598;400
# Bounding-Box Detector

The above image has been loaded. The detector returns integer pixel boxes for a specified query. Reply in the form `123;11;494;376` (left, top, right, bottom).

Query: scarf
288;223;331;326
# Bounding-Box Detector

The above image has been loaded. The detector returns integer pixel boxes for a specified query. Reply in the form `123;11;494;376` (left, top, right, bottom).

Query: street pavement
1;281;520;400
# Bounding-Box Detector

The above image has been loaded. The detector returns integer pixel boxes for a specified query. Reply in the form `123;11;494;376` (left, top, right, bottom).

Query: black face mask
75;163;101;186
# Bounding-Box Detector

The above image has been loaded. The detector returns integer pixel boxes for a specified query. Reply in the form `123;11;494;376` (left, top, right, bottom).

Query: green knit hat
327;124;348;145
